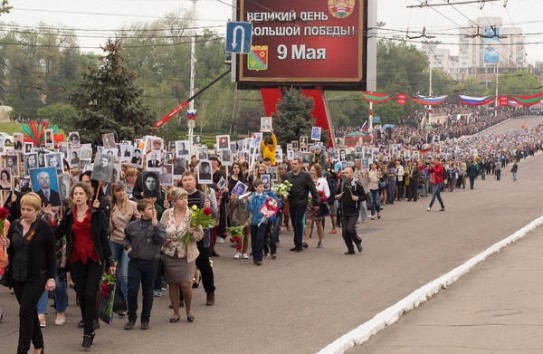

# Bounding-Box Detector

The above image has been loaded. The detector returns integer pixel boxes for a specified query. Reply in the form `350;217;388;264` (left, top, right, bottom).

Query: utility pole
187;0;198;154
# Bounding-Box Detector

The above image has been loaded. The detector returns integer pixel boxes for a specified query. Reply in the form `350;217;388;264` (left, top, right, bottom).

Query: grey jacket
124;218;166;261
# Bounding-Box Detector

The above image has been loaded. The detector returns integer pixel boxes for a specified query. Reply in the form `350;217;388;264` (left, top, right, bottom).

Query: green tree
492;70;542;96
70;39;155;144
273;88;314;147
0;0;11;15
37;103;78;128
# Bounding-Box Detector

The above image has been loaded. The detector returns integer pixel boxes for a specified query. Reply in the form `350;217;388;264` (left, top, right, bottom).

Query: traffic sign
226;22;252;54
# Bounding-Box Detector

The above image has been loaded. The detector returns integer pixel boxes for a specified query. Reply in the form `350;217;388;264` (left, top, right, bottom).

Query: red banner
498;96;509;107
154;101;189;128
396;94;407;105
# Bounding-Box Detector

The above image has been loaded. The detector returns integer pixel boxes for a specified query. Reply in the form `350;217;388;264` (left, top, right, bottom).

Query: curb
317;215;543;354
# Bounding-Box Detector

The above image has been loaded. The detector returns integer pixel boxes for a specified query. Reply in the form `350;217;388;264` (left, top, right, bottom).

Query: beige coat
160;208;203;263
109;200;140;244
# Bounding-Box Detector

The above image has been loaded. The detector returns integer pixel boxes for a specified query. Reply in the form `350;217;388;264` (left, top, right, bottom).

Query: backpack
325;172;337;205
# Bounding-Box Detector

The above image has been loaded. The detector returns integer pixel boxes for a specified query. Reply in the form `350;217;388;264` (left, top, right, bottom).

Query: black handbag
0;265;13;288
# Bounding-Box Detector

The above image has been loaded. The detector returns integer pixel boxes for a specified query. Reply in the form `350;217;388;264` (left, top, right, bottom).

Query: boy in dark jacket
123;199;166;331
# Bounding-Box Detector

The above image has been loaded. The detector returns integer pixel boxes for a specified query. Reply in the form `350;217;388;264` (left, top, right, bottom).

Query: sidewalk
350;226;543;354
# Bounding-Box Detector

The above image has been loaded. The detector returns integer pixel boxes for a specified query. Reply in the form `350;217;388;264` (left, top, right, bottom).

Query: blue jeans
429;183;445;209
250;223;268;262
386;181;395;203
37;274;67;314
110;241;129;299
289;204;307;249
127;259;157;323
369;189;381;216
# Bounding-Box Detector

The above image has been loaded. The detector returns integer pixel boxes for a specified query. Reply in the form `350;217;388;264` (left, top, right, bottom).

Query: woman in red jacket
427;158;446;212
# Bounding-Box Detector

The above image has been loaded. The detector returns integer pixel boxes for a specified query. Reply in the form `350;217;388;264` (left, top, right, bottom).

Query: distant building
422;17;529;83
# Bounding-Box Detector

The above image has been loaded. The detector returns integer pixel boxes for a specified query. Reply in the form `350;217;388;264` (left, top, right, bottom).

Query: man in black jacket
336;166;366;255
123;199;166;331
284;158;318;252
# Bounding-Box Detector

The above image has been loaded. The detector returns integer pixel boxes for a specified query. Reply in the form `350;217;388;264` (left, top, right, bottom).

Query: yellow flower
192;205;198;211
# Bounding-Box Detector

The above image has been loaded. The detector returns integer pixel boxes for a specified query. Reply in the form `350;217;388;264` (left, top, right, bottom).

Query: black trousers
196;241;215;294
71;260;103;335
14;276;47;353
341;213;362;252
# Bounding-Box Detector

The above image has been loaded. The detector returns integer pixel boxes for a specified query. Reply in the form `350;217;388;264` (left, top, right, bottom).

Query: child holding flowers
245;179;269;266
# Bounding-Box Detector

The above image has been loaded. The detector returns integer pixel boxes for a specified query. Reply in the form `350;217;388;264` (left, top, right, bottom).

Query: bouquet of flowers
317;190;328;203
182;205;216;249
271;180;292;199
98;271;116;324
227;225;245;251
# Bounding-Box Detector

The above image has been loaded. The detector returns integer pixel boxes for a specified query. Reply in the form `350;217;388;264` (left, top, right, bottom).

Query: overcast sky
1;0;542;63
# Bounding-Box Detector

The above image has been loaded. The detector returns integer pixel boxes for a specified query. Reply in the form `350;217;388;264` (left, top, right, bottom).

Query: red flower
0;207;8;220
203;207;212;216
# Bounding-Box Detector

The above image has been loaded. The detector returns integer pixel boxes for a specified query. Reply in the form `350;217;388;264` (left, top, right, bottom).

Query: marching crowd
0;113;542;353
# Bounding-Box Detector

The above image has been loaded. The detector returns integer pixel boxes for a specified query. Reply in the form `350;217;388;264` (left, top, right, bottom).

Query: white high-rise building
457;17;525;79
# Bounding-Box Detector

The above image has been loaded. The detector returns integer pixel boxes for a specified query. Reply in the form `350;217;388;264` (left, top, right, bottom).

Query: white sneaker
38;314;47;328
217;237;226;244
242;253;249;259
234;252;242;259
55;312;66;326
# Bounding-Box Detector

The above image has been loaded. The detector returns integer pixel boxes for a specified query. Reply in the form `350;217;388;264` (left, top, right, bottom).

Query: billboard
483;26;500;65
236;0;368;90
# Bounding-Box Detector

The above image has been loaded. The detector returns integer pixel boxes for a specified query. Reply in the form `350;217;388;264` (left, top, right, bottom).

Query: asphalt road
1;116;542;354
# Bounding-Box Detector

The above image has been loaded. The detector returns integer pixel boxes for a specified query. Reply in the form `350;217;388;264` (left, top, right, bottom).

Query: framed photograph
23;142;34;154
45;152;64;175
197;147;208;161
291;141;299;151
362;158;369;169
151;137;163;152
197;160;212;185
299;136;308;150
216;176;226;191
68;132;81;147
146;150;161;168
141;171;160;198
275;147;283;163
159;164;174;186
37;150;47;168
58;174;72;203
193;135;202;145
268;166;278;183
91;152;113;183
339;148;347;161
173;158;187;178
102;133;116;149
260;117;272;132
111;163;122;183
231;180;248;197
68;149;81;168
251;133;262;148
13;133;24;151
79;144;92;160
3;154;19;177
220;149;232;166
301;152;312;165
29;167;61;207
216;135;230;151
287;149;294;161
311;126;322;141
175;140;190;157
260;173;271;192
19;176;31;193
103;148;118;161
0;168;12;191
120;144;134;163
24;152;39;174
44;129;54;148
131;149;143;168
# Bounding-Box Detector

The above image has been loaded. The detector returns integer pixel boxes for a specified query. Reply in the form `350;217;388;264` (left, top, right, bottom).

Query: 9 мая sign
236;0;367;90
